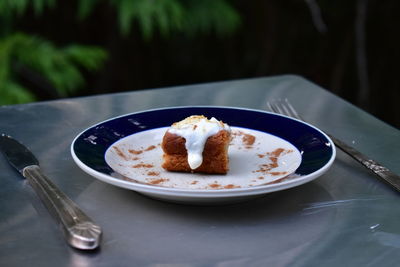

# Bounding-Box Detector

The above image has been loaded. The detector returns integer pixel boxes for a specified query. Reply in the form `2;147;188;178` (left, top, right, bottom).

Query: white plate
71;106;335;204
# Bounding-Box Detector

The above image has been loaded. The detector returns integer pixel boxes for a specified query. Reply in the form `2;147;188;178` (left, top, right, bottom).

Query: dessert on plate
161;115;231;174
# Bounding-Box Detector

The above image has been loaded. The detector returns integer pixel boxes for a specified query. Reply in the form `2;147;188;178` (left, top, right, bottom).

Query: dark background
17;0;400;128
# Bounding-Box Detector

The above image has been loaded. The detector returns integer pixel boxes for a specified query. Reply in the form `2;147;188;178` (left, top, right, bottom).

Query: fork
268;99;400;192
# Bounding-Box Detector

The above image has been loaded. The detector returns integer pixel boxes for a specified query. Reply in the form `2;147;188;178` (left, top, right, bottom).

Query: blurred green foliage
78;0;241;38
0;33;107;105
0;0;107;105
0;0;240;105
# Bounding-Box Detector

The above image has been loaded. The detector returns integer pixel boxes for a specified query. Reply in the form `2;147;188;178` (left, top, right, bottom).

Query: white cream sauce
167;115;230;169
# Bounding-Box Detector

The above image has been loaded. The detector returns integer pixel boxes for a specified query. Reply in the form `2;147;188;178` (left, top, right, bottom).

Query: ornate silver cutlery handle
23;165;102;250
330;135;400;192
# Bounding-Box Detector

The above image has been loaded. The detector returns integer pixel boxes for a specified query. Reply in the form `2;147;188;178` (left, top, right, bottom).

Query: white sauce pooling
167;115;230;169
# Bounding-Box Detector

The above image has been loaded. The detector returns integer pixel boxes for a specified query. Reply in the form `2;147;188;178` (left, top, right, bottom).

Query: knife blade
0;134;102;250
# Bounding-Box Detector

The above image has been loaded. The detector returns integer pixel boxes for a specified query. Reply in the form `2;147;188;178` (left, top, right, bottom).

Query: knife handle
23;165;102;250
329;134;400;192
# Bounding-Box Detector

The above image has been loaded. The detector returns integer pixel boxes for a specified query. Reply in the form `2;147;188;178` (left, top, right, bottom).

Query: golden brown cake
161;115;231;174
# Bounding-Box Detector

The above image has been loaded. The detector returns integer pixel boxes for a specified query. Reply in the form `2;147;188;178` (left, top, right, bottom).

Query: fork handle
329;134;400;192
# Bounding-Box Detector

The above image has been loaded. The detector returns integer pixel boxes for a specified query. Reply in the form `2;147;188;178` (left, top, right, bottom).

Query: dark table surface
1;75;399;266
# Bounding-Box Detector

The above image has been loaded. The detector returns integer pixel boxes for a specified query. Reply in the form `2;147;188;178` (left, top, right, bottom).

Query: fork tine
267;101;279;114
268;99;303;121
279;99;294;117
283;99;302;120
268;101;286;116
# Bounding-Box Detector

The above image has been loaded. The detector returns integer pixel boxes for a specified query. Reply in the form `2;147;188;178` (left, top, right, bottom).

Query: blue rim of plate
71;106;336;196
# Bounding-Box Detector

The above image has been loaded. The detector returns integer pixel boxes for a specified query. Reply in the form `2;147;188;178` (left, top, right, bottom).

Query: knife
0;134;102;250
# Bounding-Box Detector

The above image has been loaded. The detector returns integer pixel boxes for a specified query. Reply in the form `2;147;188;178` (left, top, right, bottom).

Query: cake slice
161;115;231;174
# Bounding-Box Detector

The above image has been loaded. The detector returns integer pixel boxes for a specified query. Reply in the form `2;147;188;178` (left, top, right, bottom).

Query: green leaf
0;33;107;101
116;0;139;36
0;0;55;17
153;0;184;37
63;45;108;71
113;0;185;38
32;0;56;15
77;0;99;19
0;80;36;105
182;0;241;36
1;0;29;16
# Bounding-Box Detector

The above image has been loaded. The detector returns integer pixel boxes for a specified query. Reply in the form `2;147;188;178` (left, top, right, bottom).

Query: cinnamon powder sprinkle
242;133;256;146
144;145;156;151
209;183;221;188
149;178;169;185
231;130;256;148
147;171;160;176
132;163;154;168
265;176;288;185
128;149;143;155
254;148;294;174
267;148;293;158
113;146;128;160
224;184;240;189
191;180;198;185
269;171;288;176
270;148;285;157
